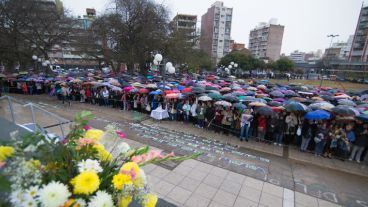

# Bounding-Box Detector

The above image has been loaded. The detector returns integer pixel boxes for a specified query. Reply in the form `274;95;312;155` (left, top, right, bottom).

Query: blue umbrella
304;110;331;120
356;114;368;123
149;90;161;95
176;85;185;91
233;103;247;110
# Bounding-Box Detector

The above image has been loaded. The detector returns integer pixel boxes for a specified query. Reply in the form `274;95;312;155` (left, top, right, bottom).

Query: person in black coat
204;102;215;129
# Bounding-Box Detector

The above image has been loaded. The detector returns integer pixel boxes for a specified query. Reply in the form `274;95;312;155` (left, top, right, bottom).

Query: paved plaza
1;94;368;207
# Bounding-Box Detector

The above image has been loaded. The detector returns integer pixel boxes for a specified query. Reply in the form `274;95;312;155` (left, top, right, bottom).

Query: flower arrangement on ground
0;111;200;207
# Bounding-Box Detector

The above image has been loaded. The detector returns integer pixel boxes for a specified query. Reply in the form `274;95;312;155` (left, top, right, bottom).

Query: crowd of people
1;76;368;164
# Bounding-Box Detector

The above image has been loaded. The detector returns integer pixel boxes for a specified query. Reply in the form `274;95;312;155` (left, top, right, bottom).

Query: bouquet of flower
0;111;200;207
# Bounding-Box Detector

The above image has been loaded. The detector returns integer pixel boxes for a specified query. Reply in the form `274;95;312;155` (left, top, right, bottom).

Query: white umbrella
215;101;232;107
198;96;212;101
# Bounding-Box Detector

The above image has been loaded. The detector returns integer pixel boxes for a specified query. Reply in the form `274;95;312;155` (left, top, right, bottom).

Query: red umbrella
182;87;192;93
165;90;175;94
139;88;149;94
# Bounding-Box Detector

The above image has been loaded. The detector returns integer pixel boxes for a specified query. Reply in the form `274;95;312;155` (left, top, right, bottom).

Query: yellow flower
71;172;100;195
118;195;132;207
120;162;140;179
93;144;112;161
143;194;158;207
85;129;104;141
112;173;132;190
28;159;41;168
133;177;144;188
0;146;15;161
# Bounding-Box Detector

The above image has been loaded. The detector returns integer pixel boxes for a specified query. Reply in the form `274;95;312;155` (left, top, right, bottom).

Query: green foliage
275;58;294;72
219;50;263;71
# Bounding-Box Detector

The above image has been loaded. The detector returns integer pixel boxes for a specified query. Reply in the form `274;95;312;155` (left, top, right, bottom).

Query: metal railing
0;95;69;138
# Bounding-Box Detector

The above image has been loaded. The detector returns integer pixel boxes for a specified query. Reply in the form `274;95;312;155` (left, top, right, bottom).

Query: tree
219;50;262;71
275;57;294;72
92;0;170;74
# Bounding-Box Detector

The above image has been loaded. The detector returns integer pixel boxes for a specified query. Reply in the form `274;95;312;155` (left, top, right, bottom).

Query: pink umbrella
123;86;133;92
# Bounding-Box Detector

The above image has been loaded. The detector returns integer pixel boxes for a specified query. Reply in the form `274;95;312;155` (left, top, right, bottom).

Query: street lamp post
320;34;339;87
153;53;175;86
32;55;38;72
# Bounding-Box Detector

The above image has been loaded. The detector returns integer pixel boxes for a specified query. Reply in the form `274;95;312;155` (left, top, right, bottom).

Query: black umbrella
192;87;205;94
331;106;359;116
223;94;238;102
255;106;275;116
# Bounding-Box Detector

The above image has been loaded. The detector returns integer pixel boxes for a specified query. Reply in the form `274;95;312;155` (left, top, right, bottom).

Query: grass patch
267;79;368;91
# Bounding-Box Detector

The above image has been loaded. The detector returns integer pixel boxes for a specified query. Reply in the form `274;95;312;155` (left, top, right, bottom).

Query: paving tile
243;176;264;190
184;194;211;207
210;166;230;178
208;200;228;207
195;162;214;173
149;166;171;178
233;196;259;207
212;189;237;207
259;192;283;207
219;179;242;195
166;186;192;204
178;176;201;192
225;171;246;183
295;192;318;207
146;175;161;185
187;169;209;181
141;164;157;173
238;186;262;203
163;171;185;185
164;197;182;206
283;188;294;202
317;199;341;207
262;182;284;198
283;199;294;207
173;164;193;176
203;174;225;188
194;183;218;199
180;159;201;168
150;180;175;197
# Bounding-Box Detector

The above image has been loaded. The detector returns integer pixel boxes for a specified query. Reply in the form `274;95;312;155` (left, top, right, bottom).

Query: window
226;15;232;21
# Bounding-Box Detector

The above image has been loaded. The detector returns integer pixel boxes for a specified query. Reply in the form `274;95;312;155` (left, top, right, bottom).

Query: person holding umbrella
222;107;233;135
240;109;253;142
301;120;313;152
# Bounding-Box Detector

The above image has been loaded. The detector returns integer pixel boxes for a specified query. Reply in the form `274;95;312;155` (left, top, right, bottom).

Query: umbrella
206;85;219;91
304;110;331;120
298;91;314;96
233;103;247;110
182;87;192;93
284;90;298;97
331;106;359;116
273;98;286;102
220;87;232;92
309;102;335;111
132;82;143;87
110;86;122;92
255;106;275;116
311;97;324;101
248;102;267;107
223;95;238;102
215;100;232;107
338;99;357;107
145;84;157;89
270;91;285;98
271;106;285;112
192;87;205;93
149;90;161;95
138;88;149;94
334;94;351;99
208;93;223;100
166;93;179;99
320;95;334;101
123;86;133;92
198;96;212;101
268;101;282;107
284;101;309;112
232;92;247;96
257;85;267;90
247;86;258;91
356;114;368;122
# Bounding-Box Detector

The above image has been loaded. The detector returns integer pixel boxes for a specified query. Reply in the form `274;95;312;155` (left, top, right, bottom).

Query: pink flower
61;138;69;144
120;167;137;180
78;138;97;146
83;125;92;130
147;150;163;160
131;155;143;164
116;131;126;139
166;151;175;157
0;162;5;169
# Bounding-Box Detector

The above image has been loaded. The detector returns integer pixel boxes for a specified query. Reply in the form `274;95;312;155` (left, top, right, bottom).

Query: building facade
289;50;306;63
200;1;233;64
349;5;368;62
248;21;284;61
229;40;245;51
171;14;197;46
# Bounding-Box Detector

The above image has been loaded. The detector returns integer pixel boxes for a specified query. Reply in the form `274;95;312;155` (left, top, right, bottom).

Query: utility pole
320;34;339;87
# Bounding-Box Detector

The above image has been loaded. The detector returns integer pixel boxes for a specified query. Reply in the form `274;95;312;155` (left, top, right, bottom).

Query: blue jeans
240;124;249;140
169;113;177;121
184;114;189;122
275;133;283;144
315;140;326;155
301;137;311;151
198;119;204;127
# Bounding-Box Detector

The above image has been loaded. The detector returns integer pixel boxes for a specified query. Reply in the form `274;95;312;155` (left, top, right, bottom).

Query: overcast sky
62;0;364;55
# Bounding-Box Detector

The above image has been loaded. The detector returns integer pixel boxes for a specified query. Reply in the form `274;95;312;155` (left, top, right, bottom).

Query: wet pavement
1;94;368;207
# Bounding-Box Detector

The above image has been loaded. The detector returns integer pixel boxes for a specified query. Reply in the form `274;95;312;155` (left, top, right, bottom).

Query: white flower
77;159;103;173
37;181;70;207
75;198;87;207
118;142;131;154
87;191;114;207
10;190;25;206
25;186;39;198
21;195;37;207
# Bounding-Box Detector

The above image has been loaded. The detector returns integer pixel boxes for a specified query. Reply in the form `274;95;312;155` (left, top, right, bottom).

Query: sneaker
278;144;282;147
357;160;361;163
348;158;352;161
273;142;277;145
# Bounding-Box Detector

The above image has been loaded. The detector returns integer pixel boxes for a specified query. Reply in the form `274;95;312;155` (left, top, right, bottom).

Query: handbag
296;126;302;136
146;104;151;112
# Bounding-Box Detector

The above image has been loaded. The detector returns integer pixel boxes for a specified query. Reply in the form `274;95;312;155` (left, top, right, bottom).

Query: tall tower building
200;1;233;64
171;14;198;46
349;5;368;62
248;20;284;61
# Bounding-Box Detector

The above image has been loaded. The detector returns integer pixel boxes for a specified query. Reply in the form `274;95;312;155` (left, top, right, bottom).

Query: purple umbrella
273;98;286;102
